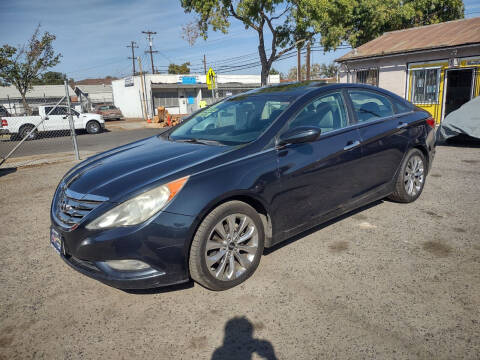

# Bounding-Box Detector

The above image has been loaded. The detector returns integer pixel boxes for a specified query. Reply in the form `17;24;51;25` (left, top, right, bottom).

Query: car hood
63;135;232;201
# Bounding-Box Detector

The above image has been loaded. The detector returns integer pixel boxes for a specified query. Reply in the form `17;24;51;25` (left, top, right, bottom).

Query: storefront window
412;68;440;104
153;90;179;107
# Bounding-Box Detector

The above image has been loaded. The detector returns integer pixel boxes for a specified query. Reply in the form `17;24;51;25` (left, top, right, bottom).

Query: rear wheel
86;120;101;134
189;201;265;290
389;148;426;203
19;125;37;140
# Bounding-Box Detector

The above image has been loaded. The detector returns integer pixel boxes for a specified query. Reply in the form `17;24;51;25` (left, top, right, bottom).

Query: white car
0;105;105;140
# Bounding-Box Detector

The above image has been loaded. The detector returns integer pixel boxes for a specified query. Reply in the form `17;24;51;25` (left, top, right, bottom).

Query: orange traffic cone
147;118;152;123
167;115;171;127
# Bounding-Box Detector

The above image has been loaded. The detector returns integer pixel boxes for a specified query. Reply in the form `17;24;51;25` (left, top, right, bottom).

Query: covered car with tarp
438;96;480;142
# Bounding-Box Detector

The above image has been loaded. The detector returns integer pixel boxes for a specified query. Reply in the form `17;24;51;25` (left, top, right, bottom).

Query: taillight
426;117;435;128
1;119;7;127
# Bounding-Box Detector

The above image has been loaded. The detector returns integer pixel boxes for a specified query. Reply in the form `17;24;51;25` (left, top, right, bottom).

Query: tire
19;125;37;141
86;120;101;134
189;201;265;291
389;148;426;203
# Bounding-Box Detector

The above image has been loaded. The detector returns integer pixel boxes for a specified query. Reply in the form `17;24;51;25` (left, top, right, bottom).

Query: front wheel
189;201;265;291
389;148;426;203
86;120;102;134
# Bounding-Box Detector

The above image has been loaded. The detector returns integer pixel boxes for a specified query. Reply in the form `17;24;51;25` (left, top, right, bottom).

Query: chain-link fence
0;81;86;168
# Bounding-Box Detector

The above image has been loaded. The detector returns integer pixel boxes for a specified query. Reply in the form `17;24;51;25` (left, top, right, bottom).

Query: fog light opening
105;259;151;271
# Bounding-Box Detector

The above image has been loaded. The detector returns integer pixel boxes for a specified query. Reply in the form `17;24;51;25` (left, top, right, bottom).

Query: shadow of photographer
212;316;277;360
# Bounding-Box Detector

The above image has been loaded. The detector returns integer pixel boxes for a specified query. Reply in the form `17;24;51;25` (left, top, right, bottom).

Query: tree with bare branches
0;25;61;114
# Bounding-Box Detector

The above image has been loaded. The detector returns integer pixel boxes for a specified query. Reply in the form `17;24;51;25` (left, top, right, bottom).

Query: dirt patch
253;321;265;331
462;159;479;164
188;336;208;350
328;241;349;253
430;173;442;178
425;210;443;219
453;227;466;233
423;241;452;257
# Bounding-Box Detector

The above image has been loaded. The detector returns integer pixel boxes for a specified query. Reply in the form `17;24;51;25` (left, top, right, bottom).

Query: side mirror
277;126;321;147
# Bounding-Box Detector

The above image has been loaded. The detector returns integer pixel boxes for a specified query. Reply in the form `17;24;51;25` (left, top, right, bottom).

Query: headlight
86;176;189;229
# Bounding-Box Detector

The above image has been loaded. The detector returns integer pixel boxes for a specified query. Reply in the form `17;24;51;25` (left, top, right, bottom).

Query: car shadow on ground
264;200;384;255
211;316;278;360
0;167;17;177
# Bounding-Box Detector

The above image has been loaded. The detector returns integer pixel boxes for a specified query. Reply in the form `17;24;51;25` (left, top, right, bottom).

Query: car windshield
169;93;292;145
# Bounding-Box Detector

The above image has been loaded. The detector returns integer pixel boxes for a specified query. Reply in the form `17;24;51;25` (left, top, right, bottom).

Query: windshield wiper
174;138;224;146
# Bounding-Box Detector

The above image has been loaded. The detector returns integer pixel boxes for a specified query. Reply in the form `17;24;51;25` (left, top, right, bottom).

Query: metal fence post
64;80;80;161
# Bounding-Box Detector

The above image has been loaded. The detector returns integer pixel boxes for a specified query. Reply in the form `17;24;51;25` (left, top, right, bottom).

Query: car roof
247;82;408;104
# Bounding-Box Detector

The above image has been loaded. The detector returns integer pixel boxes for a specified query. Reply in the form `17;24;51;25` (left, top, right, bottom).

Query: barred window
411;68;440;104
153;90;179;107
355;69;379;86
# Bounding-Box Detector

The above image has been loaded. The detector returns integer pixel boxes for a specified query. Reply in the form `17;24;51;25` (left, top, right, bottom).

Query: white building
112;73;281;118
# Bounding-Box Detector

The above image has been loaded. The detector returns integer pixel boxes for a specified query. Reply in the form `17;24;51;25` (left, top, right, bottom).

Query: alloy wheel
404;155;424;196
204;213;259;281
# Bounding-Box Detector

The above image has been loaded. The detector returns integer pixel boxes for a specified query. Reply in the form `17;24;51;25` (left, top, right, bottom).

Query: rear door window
348;90;394;123
288;91;349;133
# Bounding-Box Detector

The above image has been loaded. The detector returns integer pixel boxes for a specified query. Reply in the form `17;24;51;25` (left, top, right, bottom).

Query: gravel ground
0;145;479;359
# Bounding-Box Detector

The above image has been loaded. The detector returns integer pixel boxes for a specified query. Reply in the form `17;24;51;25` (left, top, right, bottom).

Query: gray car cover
438;96;480;141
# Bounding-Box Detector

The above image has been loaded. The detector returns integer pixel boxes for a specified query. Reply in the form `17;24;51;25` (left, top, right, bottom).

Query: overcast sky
1;0;479;80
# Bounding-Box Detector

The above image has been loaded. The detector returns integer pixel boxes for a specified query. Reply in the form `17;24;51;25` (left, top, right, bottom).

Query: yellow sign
206;68;216;90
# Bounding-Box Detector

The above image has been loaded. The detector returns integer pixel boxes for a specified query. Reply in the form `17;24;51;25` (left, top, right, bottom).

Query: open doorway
444;69;473;117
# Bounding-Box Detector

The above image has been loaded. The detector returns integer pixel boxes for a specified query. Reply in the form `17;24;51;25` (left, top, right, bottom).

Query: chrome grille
55;187;108;228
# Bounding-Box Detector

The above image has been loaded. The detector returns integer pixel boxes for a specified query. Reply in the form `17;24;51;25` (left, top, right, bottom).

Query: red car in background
94;104;124;121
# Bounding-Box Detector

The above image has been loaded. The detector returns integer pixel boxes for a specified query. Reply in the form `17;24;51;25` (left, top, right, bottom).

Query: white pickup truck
0;105;105;140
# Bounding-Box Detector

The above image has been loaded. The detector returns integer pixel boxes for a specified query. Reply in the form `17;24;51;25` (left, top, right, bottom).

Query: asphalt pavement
0;145;479;359
0;128;164;159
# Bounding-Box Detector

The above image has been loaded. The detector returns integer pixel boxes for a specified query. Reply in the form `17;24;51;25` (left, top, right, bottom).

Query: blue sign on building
181;76;197;84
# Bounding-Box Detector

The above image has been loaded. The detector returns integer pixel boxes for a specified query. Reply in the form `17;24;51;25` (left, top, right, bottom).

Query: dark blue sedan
50;82;436;291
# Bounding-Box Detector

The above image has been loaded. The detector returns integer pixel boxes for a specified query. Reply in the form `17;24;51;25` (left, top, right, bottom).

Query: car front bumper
51;210;196;289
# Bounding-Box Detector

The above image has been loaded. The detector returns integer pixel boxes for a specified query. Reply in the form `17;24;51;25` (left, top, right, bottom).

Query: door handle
62;116;68;119
344;140;360;151
397;122;408;129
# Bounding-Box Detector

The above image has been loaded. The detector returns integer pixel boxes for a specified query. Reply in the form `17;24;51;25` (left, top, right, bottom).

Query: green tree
32;71;65;85
269;67;280;75
168;62;191;74
180;1;312;86
301;0;464;51
0;25;61;114
319;63;338;78
287;63;332;80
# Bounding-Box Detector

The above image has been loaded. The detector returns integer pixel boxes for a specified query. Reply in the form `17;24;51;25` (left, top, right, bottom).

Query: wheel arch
184;191;274;276
18;123;36;133
86;119;101;133
412;144;430;174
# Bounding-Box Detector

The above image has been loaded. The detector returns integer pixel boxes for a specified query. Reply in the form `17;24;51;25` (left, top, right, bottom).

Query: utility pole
306;42;311;81
297;45;302;82
137;57;148;121
126;41;138;76
142;30;158;74
203;54;207;75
